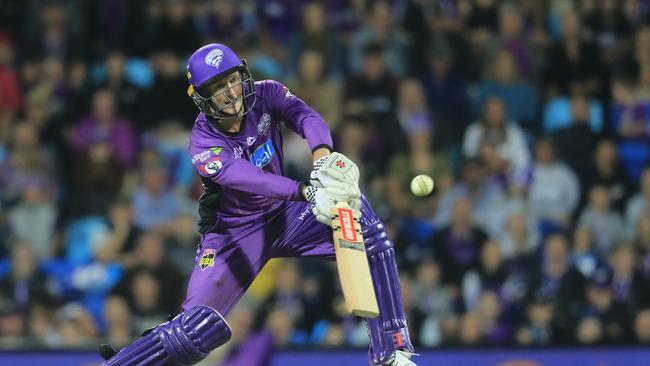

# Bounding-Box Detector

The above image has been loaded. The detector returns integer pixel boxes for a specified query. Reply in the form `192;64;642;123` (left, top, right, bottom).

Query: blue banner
0;348;648;366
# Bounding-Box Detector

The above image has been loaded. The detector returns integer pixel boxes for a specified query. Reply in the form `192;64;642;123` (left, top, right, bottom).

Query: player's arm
266;80;334;155
191;144;305;201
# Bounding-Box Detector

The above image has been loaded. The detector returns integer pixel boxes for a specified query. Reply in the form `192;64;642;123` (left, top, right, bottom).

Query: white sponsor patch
205;49;224;68
257;113;271;135
247;136;256;146
192;149;212;164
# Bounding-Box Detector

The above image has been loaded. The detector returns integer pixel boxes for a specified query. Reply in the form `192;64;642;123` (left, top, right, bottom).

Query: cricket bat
331;202;380;318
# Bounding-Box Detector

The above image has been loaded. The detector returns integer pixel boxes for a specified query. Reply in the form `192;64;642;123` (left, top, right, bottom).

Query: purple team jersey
188;80;332;232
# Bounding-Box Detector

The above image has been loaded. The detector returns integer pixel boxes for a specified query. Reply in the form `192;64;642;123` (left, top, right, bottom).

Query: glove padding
304;179;361;226
310;152;360;189
313;191;361;226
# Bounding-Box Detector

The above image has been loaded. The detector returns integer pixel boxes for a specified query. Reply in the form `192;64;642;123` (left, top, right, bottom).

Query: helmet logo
205;49;225;68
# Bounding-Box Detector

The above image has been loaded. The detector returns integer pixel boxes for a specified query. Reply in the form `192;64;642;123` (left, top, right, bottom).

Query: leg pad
102;306;231;366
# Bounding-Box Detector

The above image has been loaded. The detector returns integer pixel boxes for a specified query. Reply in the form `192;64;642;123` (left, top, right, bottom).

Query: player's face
204;71;244;116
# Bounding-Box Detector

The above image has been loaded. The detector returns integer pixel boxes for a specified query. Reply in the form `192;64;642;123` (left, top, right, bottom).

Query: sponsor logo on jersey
209;147;223;155
205;49;224;68
199;248;216;270
247;136;256;146
192;149;212;164
199;158;222;175
257;113;271;135
250;140;275;168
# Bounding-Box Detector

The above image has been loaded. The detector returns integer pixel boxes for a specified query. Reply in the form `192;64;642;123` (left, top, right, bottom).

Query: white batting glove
303;180;361;226
310;152;360;188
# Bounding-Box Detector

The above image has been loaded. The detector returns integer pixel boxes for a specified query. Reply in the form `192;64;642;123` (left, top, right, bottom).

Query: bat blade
331;202;379;318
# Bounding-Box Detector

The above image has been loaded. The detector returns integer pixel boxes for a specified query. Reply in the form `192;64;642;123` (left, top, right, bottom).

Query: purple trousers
182;197;413;365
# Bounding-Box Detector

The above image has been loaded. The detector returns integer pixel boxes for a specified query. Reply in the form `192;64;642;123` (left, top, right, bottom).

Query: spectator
463;96;530;185
199;0;249;49
73;89;136;168
68;134;125;218
434;157;505;231
527;137;580;230
409;259;454;347
582;139;634;213
0;32;21;124
420;40;470;144
348;0;407;76
102;295;133;348
430;197;488;288
114;232;184;314
473;50;538;128
287;49;342;129
571;225;605;280
625;166;650;239
289;2;344;79
132;162;182;233
575;316;604;344
344;43;403;158
137;49;196;131
635;214;650;280
577;185;625;254
497;211;540;260
584;268;630;343
542;9;606;98
94;51;143;120
94;199;141;264
523;234;586;344
0;243;51;311
635;309;650;344
553;95;600;185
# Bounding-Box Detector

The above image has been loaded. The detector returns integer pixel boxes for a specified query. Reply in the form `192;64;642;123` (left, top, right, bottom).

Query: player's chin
225;100;244;116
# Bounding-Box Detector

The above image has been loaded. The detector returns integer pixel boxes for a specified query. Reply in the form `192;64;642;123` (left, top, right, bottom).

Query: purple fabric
73;117;136;168
188;80;332;219
362;210;413;365
102;306;231;366
182;197;413;366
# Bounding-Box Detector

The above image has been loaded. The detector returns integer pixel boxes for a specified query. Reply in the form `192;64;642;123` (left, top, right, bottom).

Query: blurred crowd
1;0;650;353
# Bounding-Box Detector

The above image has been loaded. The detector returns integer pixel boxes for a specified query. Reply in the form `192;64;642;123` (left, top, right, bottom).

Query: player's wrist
300;181;317;202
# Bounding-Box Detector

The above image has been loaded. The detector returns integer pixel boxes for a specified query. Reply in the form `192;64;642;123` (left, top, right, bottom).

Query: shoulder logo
247;136;256;146
233;146;243;159
257;113;271;135
205;49;224;68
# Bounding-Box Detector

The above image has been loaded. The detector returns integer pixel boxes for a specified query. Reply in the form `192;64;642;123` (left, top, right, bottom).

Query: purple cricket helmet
186;43;255;119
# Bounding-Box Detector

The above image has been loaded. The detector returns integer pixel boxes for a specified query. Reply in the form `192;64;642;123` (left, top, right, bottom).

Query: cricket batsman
99;43;416;366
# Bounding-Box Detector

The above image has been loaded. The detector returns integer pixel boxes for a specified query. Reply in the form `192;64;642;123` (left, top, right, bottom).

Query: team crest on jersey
250;140;275;168
205;49;224;68
258;113;271;135
199;248;216;270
